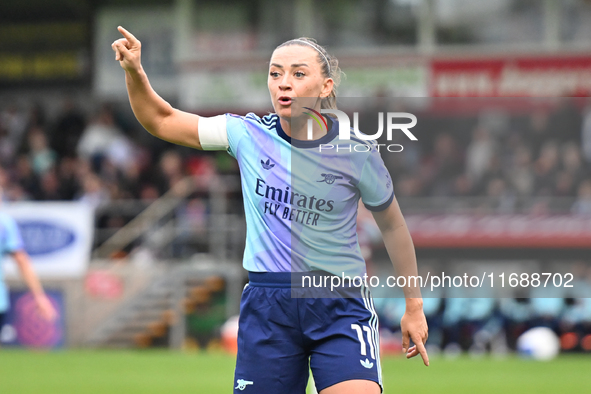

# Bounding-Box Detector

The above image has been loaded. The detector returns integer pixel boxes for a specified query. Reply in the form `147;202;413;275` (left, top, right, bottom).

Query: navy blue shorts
233;272;382;394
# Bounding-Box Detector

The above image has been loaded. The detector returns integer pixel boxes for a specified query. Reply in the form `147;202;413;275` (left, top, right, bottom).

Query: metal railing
397;196;579;215
92;175;244;261
91;175;581;260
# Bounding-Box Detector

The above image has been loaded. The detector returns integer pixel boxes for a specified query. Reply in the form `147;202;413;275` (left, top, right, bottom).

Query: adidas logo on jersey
360;358;374;369
261;159;275;170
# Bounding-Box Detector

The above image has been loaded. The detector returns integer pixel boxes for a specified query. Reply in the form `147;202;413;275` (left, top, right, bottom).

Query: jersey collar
275;115;339;148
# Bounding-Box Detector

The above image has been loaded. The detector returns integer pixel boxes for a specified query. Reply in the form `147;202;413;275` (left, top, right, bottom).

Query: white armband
198;115;229;150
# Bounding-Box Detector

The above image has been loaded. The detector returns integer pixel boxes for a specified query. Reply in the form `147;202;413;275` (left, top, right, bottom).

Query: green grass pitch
0;350;589;393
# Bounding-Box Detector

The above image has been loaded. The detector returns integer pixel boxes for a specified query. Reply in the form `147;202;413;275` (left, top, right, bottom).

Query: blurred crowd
378;98;591;214
0;99;228;207
0;97;590;214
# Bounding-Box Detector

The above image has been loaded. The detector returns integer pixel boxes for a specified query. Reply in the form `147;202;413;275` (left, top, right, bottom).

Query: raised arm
372;197;429;366
111;26;203;149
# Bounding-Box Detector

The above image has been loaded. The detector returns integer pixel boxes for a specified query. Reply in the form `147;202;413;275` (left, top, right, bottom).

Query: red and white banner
430;55;591;97
406;214;591;248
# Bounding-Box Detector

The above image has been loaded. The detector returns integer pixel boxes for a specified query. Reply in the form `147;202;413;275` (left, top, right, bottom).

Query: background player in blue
113;26;428;393
0;187;57;335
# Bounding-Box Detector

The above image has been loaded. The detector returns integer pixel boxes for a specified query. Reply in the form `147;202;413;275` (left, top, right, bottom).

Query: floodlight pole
418;0;436;54
544;0;561;51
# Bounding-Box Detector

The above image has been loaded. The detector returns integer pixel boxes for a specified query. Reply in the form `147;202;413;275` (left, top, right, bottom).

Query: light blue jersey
224;113;393;277
0;212;24;312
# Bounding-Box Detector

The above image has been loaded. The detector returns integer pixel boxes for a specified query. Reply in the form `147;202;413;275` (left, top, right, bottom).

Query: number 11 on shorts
351;324;375;359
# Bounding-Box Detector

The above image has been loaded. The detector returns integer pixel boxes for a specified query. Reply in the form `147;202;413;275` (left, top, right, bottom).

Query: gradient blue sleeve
358;150;394;211
226;114;248;159
3;215;24;253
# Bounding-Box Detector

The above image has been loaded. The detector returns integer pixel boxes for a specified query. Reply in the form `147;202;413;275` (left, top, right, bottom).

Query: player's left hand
400;302;429;366
35;294;58;322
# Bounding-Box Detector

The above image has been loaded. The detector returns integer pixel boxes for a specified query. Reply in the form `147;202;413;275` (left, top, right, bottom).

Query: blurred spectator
524;109;551;158
27;127;57;176
466;127;495;183
0;167;9;195
13;155;39;199
25;103;46;131
474;153;503;195
395;175;423;197
140;184;160;202
485;177;516;213
452;174;473;197
51;98;86;158
57;157;81;200
156;150;186;194
119;160;142;199
0;125;12;167
78;173;109;208
174;198;209;256
548;98;581;145
533;141;560;196
571;179;591;215
561;142;586;190
555;171;576;197
0;105;27;164
423;133;463;196
38;169;62;201
77;105;132;173
507;145;534;196
529;292;565;333
499;297;533;350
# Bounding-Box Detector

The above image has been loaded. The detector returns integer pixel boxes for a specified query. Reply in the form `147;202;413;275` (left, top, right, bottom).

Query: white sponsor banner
340;65;428;98
2;202;94;279
179;69;270;111
178;64;428;111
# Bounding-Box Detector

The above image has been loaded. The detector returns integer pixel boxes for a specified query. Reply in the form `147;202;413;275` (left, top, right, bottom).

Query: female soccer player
112;26;428;394
0;187;57;335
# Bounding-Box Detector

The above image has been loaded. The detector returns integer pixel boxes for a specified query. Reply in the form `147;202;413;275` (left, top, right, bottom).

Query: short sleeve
225;114;249;159
357;150;394;211
2;215;24;253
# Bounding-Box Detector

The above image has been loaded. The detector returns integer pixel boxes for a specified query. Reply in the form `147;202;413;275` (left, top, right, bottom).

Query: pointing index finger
117;26;138;44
